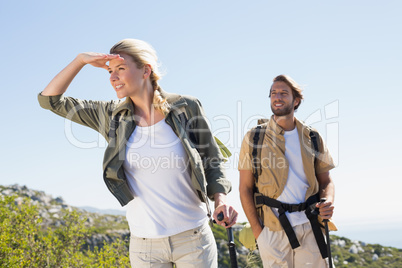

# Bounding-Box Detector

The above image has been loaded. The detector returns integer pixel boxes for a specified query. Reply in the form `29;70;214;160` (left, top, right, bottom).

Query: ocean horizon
334;221;402;249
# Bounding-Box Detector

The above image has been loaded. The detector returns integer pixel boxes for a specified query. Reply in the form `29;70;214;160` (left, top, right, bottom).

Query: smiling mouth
274;103;284;107
115;84;124;90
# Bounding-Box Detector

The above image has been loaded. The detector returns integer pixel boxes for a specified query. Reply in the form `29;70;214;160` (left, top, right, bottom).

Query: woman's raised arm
41;53;122;96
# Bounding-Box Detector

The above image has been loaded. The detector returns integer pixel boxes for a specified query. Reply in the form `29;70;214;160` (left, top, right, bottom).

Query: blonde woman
38;39;237;268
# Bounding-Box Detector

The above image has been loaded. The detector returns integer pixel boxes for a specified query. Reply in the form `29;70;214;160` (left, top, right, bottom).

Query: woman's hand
213;204;238;228
41;52;124;96
213;193;238;228
77;52;123;70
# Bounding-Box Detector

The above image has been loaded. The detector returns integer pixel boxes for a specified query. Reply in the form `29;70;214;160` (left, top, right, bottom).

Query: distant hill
1;184;401;267
79;206;126;216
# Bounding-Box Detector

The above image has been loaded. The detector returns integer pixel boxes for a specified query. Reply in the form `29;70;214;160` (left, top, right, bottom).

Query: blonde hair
270;74;304;110
110;39;170;114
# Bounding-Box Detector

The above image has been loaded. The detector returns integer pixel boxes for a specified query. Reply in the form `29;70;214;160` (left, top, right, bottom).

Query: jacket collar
269;115;310;138
268;115;285;135
112;98;135;117
295;117;312;139
160;89;188;111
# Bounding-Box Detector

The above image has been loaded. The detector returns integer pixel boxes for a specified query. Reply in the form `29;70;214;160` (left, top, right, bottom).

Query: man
239;74;335;267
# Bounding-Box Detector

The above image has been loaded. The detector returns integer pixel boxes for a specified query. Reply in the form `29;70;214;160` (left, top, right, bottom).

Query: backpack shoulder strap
108;113;122;139
172;106;198;146
308;128;320;166
249;122;267;183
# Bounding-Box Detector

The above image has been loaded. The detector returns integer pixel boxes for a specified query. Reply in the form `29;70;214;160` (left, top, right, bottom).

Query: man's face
270;81;299;116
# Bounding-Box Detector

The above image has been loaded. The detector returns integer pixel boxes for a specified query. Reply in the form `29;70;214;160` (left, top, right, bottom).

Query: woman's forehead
109;53;132;67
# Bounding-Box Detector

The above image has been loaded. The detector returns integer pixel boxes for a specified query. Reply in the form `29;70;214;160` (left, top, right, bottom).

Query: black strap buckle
254;192;264;209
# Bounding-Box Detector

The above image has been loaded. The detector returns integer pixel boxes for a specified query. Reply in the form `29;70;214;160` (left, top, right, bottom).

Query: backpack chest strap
254;193;309;212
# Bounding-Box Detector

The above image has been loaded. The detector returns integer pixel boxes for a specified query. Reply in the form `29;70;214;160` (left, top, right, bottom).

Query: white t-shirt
123;119;207;238
273;127;310;227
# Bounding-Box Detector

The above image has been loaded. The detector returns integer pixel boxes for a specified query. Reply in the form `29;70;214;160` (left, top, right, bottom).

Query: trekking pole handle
320;198;333;268
320;198;329;222
212;212;225;225
217;212;224;222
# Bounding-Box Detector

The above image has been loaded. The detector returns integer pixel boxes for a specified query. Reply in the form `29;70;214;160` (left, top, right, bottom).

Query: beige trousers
129;221;217;268
257;222;330;268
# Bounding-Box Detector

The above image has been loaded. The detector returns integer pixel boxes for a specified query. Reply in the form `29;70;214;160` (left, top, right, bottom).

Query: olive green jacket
38;91;231;214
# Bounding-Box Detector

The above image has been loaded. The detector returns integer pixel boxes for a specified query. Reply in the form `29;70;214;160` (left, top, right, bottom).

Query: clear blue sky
1;1;401;247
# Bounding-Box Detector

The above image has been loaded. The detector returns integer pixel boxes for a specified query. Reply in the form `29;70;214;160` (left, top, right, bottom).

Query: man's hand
316;199;334;219
316;171;335;220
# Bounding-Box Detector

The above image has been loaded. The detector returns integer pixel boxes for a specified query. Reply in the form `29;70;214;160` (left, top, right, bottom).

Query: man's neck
273;114;296;131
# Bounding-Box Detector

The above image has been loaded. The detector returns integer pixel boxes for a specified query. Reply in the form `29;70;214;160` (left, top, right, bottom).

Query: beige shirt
239;116;335;231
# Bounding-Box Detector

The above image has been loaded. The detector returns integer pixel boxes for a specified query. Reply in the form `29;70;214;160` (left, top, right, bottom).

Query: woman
38;39;238;267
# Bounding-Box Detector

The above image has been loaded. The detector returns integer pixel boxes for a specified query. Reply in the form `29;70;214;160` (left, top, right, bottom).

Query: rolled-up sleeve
238;131;253;171
38;92;64;110
37;92;113;140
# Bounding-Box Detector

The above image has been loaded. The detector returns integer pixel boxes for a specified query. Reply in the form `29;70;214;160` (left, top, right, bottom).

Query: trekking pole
216;212;238;268
320;198;333;268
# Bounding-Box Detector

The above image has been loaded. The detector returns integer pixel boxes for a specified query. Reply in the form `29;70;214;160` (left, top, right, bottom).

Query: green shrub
0;195;130;267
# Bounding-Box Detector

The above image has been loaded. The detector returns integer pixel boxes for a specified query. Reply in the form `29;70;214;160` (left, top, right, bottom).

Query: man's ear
294;97;301;109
